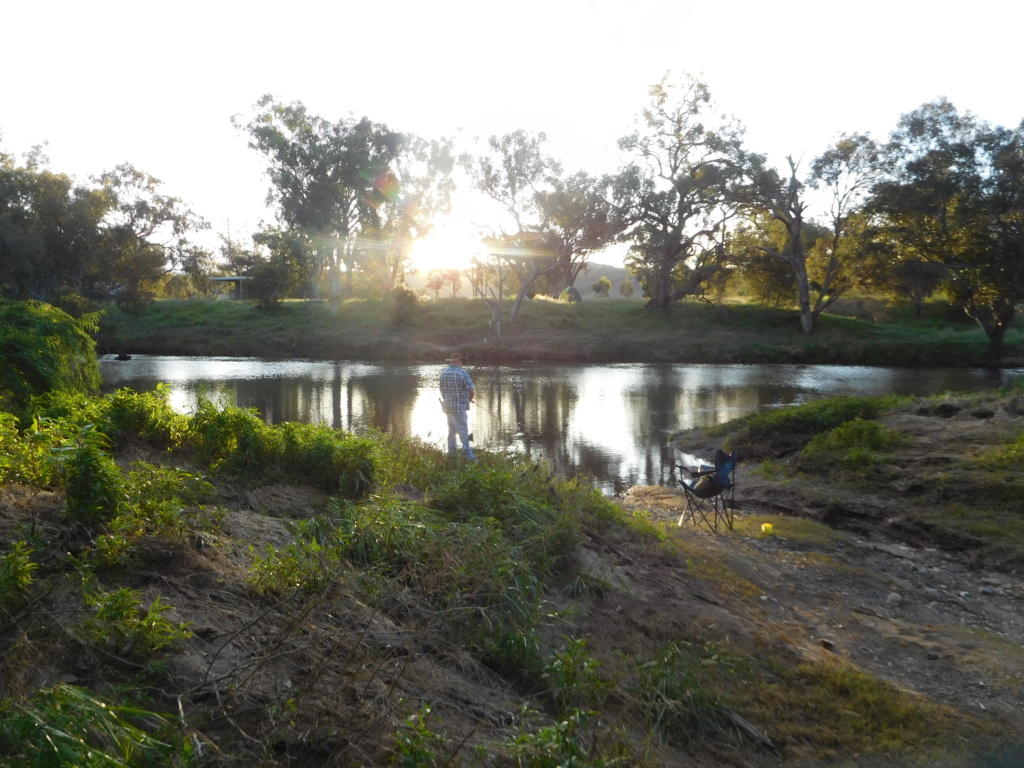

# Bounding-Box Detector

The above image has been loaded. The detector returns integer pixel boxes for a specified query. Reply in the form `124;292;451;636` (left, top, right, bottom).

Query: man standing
439;352;476;461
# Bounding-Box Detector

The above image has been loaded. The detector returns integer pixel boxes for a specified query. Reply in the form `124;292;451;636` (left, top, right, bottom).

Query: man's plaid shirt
440;365;475;413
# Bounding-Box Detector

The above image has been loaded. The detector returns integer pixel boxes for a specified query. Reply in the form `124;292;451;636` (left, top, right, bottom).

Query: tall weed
0;684;182;767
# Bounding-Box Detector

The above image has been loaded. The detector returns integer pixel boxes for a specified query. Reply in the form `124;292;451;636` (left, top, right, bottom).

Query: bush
0;542;37;614
388;286;419;326
0;299;101;418
60;428;124;528
713;396;904;458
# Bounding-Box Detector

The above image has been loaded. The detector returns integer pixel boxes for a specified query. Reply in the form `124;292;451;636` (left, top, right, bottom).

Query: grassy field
96;295;1024;366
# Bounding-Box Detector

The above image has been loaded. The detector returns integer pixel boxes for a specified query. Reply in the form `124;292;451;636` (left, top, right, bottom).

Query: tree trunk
795;259;814;334
642;260;675;312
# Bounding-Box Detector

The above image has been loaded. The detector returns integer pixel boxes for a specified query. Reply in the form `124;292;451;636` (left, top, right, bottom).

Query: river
100;356;1022;494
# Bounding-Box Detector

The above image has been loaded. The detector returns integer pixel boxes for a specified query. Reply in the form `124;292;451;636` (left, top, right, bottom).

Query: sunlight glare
409;224;483;274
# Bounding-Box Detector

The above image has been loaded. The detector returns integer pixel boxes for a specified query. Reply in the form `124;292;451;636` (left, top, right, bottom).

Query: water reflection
101;356;1021;494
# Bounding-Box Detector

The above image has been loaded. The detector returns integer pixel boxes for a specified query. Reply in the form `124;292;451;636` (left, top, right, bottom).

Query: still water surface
101;356;1022;494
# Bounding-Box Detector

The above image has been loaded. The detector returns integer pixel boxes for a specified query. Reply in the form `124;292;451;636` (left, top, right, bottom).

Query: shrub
0;299;101;418
389;286;419;326
712;396;903;458
59;427;124;528
79;587;191;654
801;418;907;471
0;542;37;614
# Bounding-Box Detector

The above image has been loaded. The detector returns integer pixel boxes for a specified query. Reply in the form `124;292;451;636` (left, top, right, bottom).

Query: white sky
4;0;1023;265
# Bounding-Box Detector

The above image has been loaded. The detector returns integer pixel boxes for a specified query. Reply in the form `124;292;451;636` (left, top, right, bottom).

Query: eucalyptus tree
361;134;456;295
870;99;1024;357
753;144;871;333
94;163;209;310
238;96;403;298
0;148;105;301
465;130;620;326
0;149;206;310
616;73;763;312
239;96;454;299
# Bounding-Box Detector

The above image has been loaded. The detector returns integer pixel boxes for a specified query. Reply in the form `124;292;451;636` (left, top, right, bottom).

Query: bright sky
4;0;1023;270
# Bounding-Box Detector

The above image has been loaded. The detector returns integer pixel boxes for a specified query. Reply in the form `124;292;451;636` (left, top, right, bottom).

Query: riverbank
3;387;1023;766
96;296;1024;367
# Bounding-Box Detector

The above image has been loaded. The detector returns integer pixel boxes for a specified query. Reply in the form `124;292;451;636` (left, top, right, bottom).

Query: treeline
2;74;1023;356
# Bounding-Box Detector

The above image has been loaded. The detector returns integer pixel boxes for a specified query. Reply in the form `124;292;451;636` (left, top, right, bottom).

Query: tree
0;149;207;311
360;135;455;295
730;213;800;309
619;277;635;297
534;171;622;296
425;270;446;298
616;73;763;312
94;163;208;311
465;131;620;325
238;96;404;299
869;99;1024;357
806;133;883;316
592;276;611;297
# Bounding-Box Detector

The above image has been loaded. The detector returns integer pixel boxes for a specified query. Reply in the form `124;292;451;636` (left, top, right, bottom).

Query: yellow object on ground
761;523;773;534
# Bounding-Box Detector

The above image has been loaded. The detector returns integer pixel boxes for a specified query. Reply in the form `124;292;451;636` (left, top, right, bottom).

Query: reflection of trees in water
105;360;1017;495
335;371;420;436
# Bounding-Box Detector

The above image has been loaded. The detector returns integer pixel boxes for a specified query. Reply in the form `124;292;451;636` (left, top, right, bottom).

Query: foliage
0;149;207;310
617;72;763;311
466;133;620;326
0;684;181;767
709;396;902;458
0;541;37;614
79;587;191;654
58;425;125;528
591;276;611;298
237;96;453;300
542;638;607;716
507;707;608;768
392;703;445;768
186;399;376;496
388;286;419;326
247;518;342;596
0;299;101;418
800;417;907;471
631;641;731;742
870;99;1024;357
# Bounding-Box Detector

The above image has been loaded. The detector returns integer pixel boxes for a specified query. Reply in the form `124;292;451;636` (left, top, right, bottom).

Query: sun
408;222;484;274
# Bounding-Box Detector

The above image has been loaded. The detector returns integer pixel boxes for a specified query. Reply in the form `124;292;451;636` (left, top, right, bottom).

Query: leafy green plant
0;299;102;419
185;399;376;496
389;286;419;327
707;395;906;458
0;541;37;614
0;683;182;768
58;425;124;527
79;587;191;654
247;529;341;597
542;638;607;716
800;417;907;471
508;706;608;768
97;385;187;449
631;641;731;743
392;703;445;767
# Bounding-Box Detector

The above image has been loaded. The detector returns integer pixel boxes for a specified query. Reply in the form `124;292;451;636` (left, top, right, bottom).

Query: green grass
96;295;1024;364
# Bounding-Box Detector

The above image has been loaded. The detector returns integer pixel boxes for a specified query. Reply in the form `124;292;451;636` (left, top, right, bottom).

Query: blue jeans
446;409;476;460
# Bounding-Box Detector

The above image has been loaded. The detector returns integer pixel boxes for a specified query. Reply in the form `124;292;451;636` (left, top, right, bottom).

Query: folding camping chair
677;449;737;531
